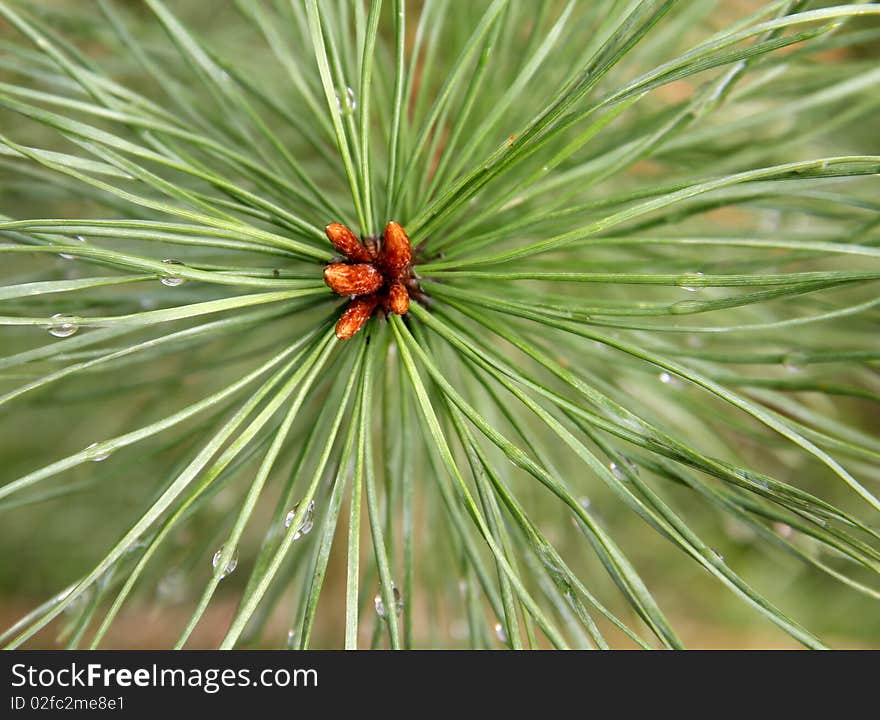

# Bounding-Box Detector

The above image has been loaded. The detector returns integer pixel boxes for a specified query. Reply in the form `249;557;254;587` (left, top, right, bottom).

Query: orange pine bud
325;223;373;262
335;295;380;339
384;280;409;315
323;263;384;296
381;221;411;278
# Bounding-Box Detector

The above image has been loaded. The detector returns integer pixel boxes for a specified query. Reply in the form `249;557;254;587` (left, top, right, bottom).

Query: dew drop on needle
160;259;187;287
782;351;807;373
85;442;111;462
49;313;78;338
284;500;315;540
678;272;704;292
374;584;402;618
59;235;85;260
212;545;238;578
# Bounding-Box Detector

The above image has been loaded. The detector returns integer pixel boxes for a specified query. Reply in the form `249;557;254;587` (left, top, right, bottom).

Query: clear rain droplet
49;313;78;338
59;235;85;260
160;259;187;287
659;371;681;387
336;87;357;115
212;545;238;578
85;442;111;462
284;500;315;540
609;456;639;481
494;622;508;644
782;351;807;373
374;584;402;618
679;272;704;292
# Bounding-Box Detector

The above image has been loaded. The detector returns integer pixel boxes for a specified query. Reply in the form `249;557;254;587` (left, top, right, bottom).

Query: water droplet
658;371;682;388
212;545;238;578
284;500;315;540
609;456;638;481
336;87;357;115
286;629;296;649
782;351;807;372
542;165;549;172
578;496;591;509
494;622;508;644
374;584;402;618
160;259;187;287
84;442;111;462
49;313;78;338
678;272;704;292
59;235;85;260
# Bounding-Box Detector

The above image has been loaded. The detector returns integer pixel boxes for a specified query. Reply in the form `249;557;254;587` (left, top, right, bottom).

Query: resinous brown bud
385;281;409;315
323;263;384;296
336;295;380;339
323;220;419;340
381;221;411;279
325;223;374;263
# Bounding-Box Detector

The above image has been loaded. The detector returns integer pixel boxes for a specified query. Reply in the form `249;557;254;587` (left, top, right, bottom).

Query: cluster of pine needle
0;1;878;648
